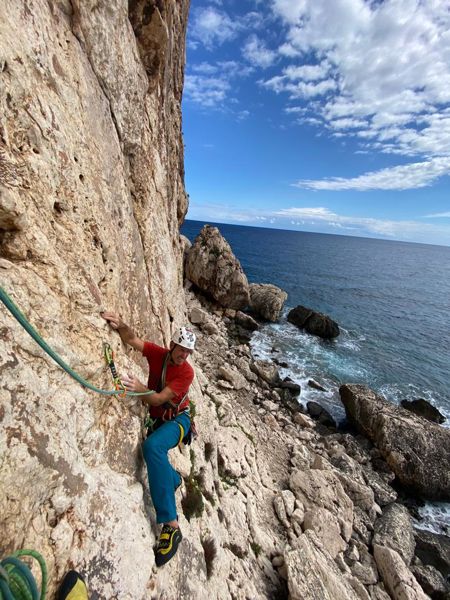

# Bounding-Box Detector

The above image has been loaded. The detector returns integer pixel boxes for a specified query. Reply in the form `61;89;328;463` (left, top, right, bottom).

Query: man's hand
101;311;125;330
121;373;148;393
101;312;144;352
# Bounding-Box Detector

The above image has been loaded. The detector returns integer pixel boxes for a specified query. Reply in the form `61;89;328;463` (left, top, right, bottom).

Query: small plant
251;542;262;558
181;476;204;521
189;399;197;419
218;454;238;488
201;537;217;579
204;442;214;462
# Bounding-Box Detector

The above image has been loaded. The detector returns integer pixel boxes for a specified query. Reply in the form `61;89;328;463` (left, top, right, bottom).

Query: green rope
0;550;47;600
0;286;152;397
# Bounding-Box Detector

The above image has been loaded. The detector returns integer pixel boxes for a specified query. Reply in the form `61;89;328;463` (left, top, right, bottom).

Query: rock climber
101;311;195;567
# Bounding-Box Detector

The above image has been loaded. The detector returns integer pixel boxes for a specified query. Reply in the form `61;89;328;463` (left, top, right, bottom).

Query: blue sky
182;0;450;246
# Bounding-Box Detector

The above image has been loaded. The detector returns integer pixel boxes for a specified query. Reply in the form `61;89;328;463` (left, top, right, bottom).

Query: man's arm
120;374;176;406
101;311;144;352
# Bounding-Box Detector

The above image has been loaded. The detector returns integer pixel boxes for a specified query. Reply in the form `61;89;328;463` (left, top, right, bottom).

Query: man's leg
142;413;190;566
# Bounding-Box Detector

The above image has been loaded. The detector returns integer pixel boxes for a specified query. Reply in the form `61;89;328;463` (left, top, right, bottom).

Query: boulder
280;377;301;397
400;399;445;424
373;504;416;566
217;366;248;391
250;360;281;386
373;545;429;600
414;529;450;576
340;384;450;500
362;469;397;507
303;507;347;558
411;565;449;599
234;311;259;331
288;305;340;339
285;530;361;600
290;468;353;544
249;283;287;322
185;225;250;309
307;401;337;429
308;379;327;391
189;306;209;324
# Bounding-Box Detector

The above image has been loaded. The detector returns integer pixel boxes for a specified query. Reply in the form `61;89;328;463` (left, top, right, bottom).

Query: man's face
170;343;192;366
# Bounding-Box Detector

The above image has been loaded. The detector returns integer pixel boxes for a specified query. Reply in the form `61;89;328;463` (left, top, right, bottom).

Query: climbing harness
103;342;126;397
0;286;152;398
0;549;47;600
144;351;197;445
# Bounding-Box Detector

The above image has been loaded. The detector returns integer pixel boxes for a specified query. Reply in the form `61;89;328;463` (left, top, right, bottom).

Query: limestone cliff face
0;1;190;597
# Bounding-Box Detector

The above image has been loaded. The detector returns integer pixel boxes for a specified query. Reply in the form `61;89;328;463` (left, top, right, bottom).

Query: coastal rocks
250;360;281;386
249;283;287;322
185;225;250;310
414;530;450;575
235;311;259;331
373;504;416;565
400;399;445;424
285;531;361;600
340;384;450;500
411;565;449;599
308;379;327;391
373;545;429;600
307;401;337;430
217;365;248;391
273;490;296;528
290;469;354;547
287;305;340;339
303;507;347;557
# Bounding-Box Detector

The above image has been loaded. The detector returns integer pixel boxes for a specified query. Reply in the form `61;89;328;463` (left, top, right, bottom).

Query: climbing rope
0;286;152;398
0;549;47;600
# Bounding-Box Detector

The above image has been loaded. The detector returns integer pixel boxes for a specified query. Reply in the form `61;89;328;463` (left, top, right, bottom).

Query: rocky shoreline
177;224;450;600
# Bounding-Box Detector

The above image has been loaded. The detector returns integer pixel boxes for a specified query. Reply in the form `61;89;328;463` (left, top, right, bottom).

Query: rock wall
0;1;190;597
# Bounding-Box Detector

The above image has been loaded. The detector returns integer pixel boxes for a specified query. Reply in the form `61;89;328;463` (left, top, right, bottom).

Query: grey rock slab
340;384;450;500
373;503;416;566
373;544;431;600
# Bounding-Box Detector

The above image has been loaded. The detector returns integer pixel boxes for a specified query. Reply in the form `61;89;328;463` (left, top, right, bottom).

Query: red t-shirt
142;342;194;418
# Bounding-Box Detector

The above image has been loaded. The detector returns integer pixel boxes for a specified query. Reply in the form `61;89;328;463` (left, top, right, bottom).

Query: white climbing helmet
172;326;196;351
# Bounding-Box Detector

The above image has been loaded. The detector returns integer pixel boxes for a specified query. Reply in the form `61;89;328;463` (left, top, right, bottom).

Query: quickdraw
103;342;126;397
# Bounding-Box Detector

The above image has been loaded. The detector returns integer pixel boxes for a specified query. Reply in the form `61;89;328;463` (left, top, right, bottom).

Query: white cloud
294;157;450;191
267;0;450;168
184;74;230;108
188;7;265;51
424;212;450;218
184;61;253;110
189;7;240;50
243;34;277;68
264;75;337;98
284;63;331;81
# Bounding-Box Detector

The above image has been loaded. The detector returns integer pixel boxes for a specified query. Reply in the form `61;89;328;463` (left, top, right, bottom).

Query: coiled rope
0;550;47;600
0;286;152;397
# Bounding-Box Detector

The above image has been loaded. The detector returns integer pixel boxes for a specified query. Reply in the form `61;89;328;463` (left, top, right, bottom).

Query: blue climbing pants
142;412;191;524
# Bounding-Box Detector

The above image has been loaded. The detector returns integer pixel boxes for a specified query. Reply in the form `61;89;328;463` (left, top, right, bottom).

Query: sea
181;220;450;534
